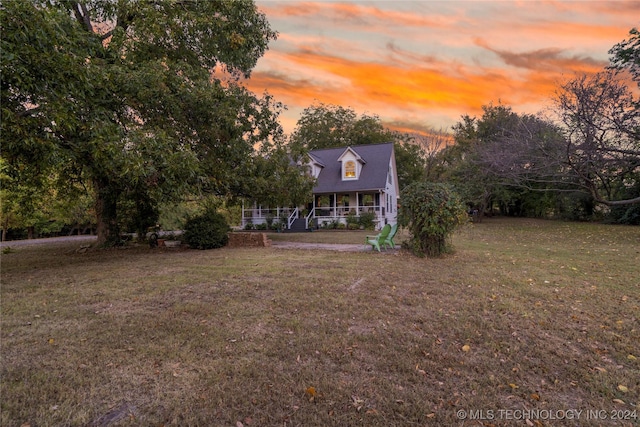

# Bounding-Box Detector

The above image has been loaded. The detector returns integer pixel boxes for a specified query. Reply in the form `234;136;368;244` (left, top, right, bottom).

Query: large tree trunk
94;177;120;246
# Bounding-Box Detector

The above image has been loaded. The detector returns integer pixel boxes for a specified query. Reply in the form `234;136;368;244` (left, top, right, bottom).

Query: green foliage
118;192;159;240
394;139;427;191
399;182;468;257
290;103;391;150
607;204;640;225
604;180;640;224
1;0;281;246
345;211;359;229
439;103;567;220
183;210;230;250
358;211;376;230
0;158;95;238
247;143;315;208
344;209;375;230
608;27;639;89
157;201;201;231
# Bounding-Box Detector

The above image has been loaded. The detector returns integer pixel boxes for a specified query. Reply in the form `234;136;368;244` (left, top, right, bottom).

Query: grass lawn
1;218;639;426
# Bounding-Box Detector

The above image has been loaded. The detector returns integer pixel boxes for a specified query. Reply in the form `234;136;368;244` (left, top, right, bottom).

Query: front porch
242;192;389;231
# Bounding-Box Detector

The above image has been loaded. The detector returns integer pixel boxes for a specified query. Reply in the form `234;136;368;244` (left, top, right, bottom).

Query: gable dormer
307;153;325;179
337;147;366;181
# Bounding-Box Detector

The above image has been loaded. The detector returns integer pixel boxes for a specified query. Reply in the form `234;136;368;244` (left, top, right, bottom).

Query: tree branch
100;30;114;41
17;106;40;118
595;195;640;206
72;2;93;33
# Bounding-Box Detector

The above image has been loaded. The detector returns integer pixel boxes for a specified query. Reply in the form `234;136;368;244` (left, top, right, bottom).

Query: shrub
399;182;467;257
183;209;230;250
265;214;274;229
358;211;376;230
346;211;359;229
270;221;281;231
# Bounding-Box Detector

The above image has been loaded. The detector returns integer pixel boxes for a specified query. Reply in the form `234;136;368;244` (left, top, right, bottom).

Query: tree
439;104;568;219
553;70;640;207
608;27;639;88
399;182;467;257
1;1;298;245
410;130;454;182
290;103;428;191
290;103;391;150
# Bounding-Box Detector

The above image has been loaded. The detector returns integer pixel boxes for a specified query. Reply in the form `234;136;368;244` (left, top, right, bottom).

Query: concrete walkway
270;241;367;252
271;241;400;252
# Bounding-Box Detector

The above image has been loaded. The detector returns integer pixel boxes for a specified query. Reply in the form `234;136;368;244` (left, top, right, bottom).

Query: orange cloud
474;39;606;74
249;47;578;123
258;1;457;29
251;1;638;135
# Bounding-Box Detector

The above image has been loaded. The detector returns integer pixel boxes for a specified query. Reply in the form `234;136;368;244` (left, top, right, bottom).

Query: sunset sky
246;1;639;136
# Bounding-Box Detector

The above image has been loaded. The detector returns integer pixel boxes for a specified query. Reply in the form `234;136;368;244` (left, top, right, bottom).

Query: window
344;161;356;178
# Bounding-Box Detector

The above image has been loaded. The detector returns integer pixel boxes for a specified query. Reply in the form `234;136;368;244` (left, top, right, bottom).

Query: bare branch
596;195;640;206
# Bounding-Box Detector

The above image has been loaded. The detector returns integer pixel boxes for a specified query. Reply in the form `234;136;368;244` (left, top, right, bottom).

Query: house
242;142;399;231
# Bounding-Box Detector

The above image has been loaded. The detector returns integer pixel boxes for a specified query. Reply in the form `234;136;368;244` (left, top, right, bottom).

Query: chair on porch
365;224;391;252
383;223;398;249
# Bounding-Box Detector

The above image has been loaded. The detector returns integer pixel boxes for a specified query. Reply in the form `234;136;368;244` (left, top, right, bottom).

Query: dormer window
344;161;356;178
338;147;365;181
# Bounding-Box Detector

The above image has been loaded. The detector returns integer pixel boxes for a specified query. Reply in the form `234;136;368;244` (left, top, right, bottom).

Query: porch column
333;192;337;218
355;192;359;217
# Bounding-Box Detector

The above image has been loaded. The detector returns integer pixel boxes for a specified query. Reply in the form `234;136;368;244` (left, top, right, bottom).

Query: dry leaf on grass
305;386;317;402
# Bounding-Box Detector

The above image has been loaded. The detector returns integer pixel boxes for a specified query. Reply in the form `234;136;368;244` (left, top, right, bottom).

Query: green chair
365;224;391;252
382;223;398;249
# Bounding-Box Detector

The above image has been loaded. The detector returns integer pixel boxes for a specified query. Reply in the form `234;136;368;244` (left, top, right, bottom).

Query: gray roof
310;142;394;194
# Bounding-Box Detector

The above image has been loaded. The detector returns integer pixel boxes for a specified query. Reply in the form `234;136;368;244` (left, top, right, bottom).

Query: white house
242;142;399;231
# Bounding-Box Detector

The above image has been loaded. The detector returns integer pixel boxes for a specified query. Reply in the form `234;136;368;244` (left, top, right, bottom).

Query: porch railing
287;207;299;229
243;205;386;230
313;205;383;217
305;208;315;229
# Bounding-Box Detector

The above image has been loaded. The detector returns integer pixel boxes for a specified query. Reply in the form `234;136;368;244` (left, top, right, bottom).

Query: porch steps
286;217;308;233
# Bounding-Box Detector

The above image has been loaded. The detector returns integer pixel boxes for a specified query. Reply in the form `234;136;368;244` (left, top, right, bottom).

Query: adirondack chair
365;224;391;252
383;223;398;249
